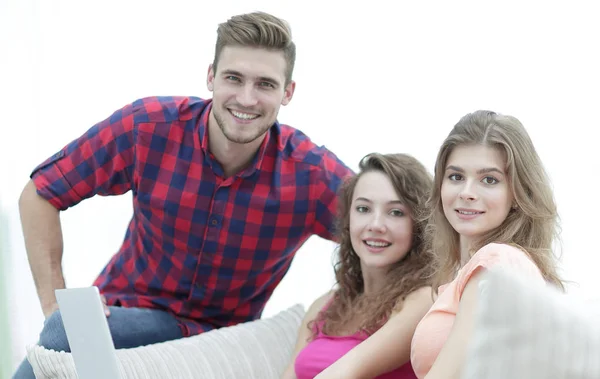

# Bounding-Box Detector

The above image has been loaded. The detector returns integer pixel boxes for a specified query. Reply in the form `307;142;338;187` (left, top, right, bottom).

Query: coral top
410;243;545;378
295;301;417;379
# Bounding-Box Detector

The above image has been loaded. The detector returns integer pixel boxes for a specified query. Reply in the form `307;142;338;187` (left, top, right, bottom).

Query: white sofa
27;304;304;379
463;268;600;379
28;269;600;379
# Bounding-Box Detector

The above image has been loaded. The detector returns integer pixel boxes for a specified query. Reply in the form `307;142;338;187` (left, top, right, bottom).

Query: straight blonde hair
425;110;564;291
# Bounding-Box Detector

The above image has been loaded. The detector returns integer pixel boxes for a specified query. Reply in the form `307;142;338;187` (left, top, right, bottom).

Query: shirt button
210;217;219;226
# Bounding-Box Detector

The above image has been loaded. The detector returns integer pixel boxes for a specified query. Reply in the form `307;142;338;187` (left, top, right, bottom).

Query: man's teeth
231;110;259;120
458;210;481;215
365;241;391;247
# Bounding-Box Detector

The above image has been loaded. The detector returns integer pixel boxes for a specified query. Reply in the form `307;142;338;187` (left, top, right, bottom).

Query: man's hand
100;294;111;317
43;303;60;320
42;294;111;319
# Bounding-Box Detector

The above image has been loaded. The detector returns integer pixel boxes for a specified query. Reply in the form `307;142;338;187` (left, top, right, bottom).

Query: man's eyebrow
221;70;281;87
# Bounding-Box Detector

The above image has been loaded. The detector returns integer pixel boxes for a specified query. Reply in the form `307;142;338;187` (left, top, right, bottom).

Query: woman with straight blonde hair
410;110;564;379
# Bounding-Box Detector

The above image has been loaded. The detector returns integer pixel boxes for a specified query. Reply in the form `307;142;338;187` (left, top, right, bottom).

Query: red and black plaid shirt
31;96;353;336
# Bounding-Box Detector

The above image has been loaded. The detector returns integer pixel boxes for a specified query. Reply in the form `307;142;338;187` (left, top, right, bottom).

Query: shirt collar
199;100;275;179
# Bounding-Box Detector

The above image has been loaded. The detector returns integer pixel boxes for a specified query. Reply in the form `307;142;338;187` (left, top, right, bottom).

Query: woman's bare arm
280;291;334;379
316;286;434;379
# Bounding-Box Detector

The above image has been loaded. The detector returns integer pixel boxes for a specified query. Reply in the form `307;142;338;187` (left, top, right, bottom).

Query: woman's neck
459;236;474;266
361;265;389;295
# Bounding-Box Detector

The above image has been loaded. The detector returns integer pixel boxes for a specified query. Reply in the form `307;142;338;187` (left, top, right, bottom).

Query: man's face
207;46;295;145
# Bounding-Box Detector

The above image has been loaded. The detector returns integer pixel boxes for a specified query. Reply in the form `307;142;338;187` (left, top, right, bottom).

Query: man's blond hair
213;11;296;85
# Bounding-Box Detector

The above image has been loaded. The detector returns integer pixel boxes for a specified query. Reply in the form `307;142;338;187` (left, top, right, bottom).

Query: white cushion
462;268;600;379
27;304;304;379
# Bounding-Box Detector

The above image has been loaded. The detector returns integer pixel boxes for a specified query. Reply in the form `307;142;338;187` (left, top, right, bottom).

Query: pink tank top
294;303;417;379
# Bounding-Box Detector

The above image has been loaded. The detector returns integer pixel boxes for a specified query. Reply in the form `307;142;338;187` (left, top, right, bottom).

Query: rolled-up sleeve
31;102;138;210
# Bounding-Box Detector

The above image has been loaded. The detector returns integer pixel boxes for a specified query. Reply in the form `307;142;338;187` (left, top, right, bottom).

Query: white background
1;0;599;373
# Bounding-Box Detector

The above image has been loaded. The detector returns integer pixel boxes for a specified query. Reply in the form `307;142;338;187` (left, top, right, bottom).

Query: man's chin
222;131;264;145
224;125;272;144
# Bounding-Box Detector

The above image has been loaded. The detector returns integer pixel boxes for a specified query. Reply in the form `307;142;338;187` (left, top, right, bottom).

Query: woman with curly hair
282;152;435;379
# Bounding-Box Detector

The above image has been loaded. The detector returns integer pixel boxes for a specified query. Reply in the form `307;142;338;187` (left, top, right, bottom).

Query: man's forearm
19;180;66;317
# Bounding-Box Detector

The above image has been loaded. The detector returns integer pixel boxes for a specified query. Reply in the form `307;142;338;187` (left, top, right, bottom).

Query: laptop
55;286;122;379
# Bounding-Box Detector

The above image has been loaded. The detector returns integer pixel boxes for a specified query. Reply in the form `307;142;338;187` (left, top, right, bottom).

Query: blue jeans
12;306;184;379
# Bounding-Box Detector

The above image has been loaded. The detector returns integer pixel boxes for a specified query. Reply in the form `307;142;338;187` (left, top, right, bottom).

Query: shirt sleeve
31;101;139;210
311;151;354;241
456;243;544;297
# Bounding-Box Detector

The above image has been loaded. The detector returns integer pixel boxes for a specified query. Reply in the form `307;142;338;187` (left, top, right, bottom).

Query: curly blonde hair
311;153;434;337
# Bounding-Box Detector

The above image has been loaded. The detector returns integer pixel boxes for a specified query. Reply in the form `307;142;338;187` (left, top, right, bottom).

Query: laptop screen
55;287;122;379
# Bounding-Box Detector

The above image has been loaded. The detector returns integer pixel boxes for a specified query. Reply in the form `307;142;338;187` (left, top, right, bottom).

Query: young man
14;11;353;378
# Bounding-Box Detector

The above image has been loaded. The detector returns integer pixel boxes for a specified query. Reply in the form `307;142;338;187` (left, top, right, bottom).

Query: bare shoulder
404;286;434;306
305;291;335;320
391;286;434;317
